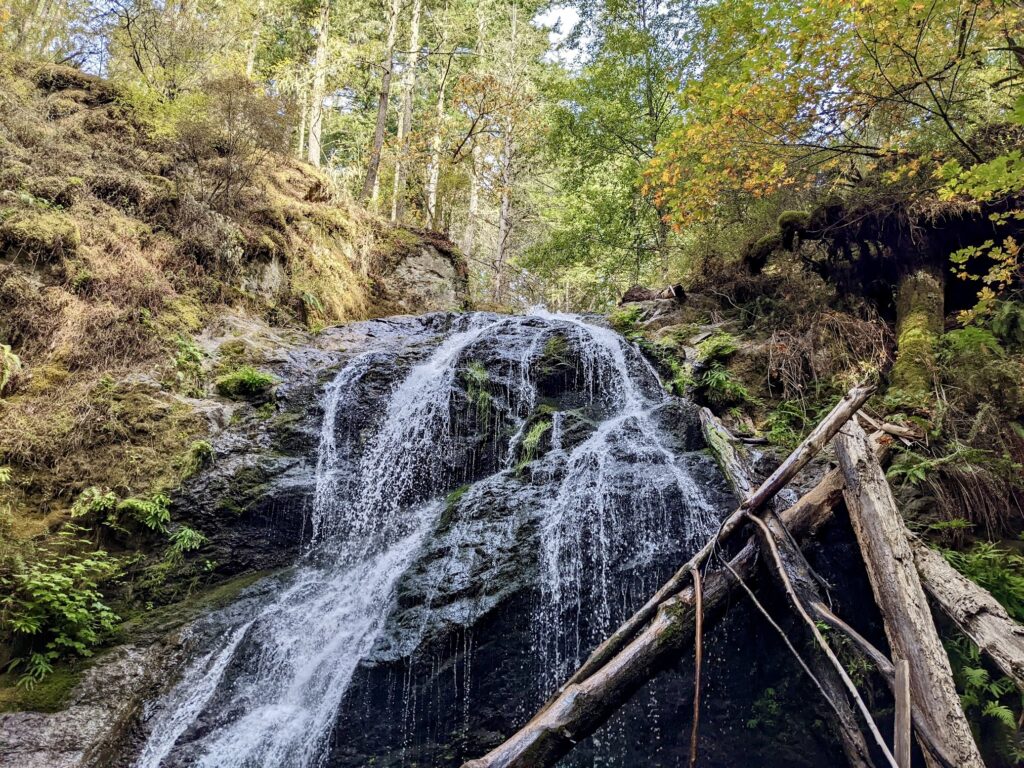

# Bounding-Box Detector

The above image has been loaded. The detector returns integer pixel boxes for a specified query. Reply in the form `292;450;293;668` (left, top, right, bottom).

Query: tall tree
360;0;402;203
306;0;331;167
391;0;423;223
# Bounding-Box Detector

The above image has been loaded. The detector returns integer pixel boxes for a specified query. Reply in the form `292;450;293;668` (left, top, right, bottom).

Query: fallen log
913;539;1024;691
701;407;876;768
461;398;872;768
556;385;873;692
835;421;985;768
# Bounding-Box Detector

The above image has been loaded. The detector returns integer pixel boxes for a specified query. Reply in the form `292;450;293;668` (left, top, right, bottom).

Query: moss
0;666;83;713
179;439;214;480
25;175;85;208
777;210;810;250
608;305;644;339
888;268;943;410
1;343;22;395
0;208;80;261
461;360;492;422
696;331;738;363
216;464;271;516
214;365;277;401
436;484;472;533
743;231;783;273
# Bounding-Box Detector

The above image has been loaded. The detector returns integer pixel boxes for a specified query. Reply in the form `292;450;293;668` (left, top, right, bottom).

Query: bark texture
889;267;943;407
306;0;330;167
914;540;1024;690
360;0;401;202
835;421;984;768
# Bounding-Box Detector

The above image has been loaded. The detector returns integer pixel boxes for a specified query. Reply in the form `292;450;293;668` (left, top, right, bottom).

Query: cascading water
134;311;726;768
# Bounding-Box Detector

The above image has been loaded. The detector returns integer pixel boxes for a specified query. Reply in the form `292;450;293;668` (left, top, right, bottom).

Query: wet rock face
14;311;872;768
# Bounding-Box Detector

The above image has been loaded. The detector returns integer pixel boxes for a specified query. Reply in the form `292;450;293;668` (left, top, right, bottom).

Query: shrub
168;525;207;560
70;487;117;522
1;528;121;687
699;364;753;408
215;365;276;401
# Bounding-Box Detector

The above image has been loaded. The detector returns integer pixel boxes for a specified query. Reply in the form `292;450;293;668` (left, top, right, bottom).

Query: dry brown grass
0;58;438;535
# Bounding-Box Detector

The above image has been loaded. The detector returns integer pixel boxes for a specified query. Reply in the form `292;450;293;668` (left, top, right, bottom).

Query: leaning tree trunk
360;0;401;203
700;410;875;768
914;540;1024;691
888;266;943;408
306;0;330;167
390;0;422;224
835;421;984;768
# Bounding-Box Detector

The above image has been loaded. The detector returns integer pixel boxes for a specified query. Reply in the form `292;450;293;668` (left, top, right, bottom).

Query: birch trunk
306;0;331;167
835;421;985;768
391;0;423;223
360;0;402;202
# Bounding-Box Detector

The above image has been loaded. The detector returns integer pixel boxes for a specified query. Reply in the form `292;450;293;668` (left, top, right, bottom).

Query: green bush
943;543;1024;622
70;487;117;522
939;327;1023;415
699;364;752;408
214;365;276;401
1;528;121;687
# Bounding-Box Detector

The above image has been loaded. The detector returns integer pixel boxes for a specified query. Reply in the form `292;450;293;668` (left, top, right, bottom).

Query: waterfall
135;311;722;768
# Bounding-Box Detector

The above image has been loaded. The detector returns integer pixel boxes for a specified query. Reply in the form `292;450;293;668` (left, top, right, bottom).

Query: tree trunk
391;0;423;224
306;0;331;167
889;267;943;408
360;0;402;202
702;412;876;768
700;409;875;768
426;53;453;229
463;142;482;253
913;540;1024;690
494;126;513;304
245;1;266;78
835;421;984;768
297;93;308;158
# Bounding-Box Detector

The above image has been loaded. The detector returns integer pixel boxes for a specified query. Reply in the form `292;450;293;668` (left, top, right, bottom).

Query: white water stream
136;311;719;767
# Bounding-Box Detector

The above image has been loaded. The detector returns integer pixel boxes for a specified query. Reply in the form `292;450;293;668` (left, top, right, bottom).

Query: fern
117;493;172;533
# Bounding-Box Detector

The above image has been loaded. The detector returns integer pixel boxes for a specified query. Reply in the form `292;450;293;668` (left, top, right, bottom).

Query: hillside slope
0;60;468;703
